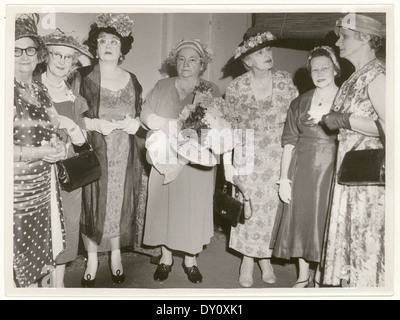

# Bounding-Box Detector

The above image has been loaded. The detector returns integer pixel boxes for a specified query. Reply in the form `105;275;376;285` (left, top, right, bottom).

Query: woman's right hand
278;180;292;204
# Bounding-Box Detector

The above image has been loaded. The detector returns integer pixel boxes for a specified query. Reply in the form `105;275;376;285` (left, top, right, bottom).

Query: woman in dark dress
270;46;340;288
39;29;93;288
72;13;148;287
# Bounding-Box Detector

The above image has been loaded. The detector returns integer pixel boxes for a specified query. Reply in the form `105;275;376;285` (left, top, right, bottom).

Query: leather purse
57;132;101;192
337;120;385;186
214;181;245;228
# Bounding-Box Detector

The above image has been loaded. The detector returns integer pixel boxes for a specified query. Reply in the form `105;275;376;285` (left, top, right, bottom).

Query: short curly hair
84;24;134;63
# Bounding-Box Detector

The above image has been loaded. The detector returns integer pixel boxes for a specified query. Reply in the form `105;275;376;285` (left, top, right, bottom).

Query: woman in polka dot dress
13;14;67;287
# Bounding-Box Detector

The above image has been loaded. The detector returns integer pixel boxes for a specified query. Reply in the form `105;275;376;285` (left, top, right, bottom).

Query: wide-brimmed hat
334;13;383;38
167;38;214;66
43;29;93;58
15;13;42;41
234;27;278;60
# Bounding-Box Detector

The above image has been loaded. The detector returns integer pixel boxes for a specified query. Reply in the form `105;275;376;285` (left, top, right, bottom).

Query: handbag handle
349;119;385;152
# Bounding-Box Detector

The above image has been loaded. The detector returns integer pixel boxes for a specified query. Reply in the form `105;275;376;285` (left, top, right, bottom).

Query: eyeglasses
15;47;38;57
311;65;333;74
97;38;121;47
48;51;74;63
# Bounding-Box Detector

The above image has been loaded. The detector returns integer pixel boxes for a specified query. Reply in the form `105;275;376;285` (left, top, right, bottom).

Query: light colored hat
43;29;93;58
334;13;383;38
167;38;214;66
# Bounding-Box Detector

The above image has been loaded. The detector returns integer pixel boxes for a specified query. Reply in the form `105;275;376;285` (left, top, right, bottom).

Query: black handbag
337;120;385;186
214;181;245;228
57;133;101;192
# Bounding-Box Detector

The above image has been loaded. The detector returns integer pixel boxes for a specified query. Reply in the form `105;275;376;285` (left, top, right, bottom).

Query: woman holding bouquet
141;38;221;283
224;27;298;287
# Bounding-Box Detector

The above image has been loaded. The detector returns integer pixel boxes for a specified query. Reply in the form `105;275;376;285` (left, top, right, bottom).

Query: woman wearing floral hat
72;13;147;287
37;29;93;288
224;27;298;288
141;38;221;284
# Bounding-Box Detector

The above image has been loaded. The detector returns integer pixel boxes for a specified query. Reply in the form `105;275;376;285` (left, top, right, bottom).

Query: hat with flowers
234;26;278;60
94;13;134;38
43;28;93;58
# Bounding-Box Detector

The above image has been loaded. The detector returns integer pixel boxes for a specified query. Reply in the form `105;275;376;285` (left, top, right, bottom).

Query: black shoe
81;259;99;288
111;269;125;285
182;262;203;283
153;261;174;282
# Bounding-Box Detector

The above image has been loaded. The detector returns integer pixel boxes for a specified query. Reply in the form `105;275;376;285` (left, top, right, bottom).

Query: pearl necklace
42;72;67;93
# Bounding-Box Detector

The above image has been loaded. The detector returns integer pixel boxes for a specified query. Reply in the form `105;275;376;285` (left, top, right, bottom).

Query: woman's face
246;46;274;71
47;45;76;79
335;28;363;61
310;56;336;89
176;47;202;79
96;31;122;62
14;37;38;80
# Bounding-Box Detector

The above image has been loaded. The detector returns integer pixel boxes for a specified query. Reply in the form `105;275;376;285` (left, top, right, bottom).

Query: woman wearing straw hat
141;38;221;284
224;27;298;287
320;13;386;287
38;29;93;288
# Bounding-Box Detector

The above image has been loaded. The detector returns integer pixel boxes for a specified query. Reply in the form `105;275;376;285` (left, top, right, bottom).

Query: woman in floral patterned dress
321;14;386;287
224;27;298;287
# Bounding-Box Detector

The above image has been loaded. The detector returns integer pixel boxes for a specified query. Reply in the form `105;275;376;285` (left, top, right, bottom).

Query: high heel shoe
292;275;312;288
81;259;99;288
239;261;254;288
109;253;125;285
111;269;125;285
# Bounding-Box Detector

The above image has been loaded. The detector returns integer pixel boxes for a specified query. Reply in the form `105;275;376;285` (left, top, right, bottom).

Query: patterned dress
225;70;298;258
322;59;385;287
13;79;66;287
95;79;134;251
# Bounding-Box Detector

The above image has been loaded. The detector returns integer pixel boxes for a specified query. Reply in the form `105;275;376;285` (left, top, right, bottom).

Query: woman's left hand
115;114;141;135
42;143;67;163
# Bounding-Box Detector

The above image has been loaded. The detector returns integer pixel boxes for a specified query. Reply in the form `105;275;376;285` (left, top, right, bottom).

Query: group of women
13;12;385;289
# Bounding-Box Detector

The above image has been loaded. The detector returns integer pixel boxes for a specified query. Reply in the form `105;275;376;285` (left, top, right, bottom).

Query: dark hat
234;27;278;60
15;13;42;41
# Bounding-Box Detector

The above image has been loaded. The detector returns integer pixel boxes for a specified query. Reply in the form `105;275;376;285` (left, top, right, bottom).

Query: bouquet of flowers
177;83;237;156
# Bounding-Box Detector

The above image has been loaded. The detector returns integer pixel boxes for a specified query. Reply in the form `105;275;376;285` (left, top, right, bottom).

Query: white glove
58;115;86;145
84;117;119;136
116;114;141;135
278;180;292;204
224;164;238;184
147;113;169;130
